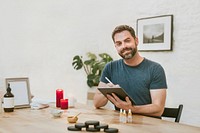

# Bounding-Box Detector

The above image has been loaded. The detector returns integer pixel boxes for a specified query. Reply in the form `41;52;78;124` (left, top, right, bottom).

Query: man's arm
93;82;108;108
107;89;166;116
131;89;166;116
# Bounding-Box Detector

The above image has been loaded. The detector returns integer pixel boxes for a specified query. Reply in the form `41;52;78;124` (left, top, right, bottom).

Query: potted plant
72;52;113;88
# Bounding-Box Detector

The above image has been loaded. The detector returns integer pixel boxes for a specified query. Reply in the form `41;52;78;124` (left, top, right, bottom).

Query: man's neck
123;53;144;67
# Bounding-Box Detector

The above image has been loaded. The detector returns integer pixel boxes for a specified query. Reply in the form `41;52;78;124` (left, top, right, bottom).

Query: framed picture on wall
5;77;32;108
137;15;173;51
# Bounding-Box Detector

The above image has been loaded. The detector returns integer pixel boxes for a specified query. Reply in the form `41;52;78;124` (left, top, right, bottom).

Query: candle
56;89;63;107
60;99;68;109
69;96;75;108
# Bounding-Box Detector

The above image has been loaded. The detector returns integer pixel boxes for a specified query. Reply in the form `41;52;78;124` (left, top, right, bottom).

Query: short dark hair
112;25;136;42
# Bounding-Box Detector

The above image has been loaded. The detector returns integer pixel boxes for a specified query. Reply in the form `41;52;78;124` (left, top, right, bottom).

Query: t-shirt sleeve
150;64;167;89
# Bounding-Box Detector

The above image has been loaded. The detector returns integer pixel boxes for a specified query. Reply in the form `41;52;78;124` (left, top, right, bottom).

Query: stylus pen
105;77;114;85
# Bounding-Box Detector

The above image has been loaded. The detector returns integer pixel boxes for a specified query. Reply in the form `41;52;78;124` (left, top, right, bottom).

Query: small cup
67;116;78;123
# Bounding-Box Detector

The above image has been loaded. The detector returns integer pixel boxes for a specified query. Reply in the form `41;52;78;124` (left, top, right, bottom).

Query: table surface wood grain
0;103;199;133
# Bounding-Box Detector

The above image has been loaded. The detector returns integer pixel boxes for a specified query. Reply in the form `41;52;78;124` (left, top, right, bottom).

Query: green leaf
72;56;83;70
87;79;94;87
87;52;97;60
84;59;96;65
99;53;113;62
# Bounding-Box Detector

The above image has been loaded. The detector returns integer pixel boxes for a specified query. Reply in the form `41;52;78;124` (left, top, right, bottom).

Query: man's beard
119;47;137;59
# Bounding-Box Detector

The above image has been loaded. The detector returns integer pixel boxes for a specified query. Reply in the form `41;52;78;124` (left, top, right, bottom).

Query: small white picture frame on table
5;77;32;108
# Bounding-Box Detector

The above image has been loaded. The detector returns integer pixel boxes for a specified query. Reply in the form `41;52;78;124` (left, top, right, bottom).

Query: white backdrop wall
0;0;200;127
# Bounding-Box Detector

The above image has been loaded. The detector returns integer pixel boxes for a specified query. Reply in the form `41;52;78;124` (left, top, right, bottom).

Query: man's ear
135;37;139;46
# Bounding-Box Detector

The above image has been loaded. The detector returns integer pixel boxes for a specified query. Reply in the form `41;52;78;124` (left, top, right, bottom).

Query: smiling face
113;30;138;59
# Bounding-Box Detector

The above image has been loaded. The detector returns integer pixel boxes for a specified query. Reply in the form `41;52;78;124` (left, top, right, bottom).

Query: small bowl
67;116;78;123
50;109;64;117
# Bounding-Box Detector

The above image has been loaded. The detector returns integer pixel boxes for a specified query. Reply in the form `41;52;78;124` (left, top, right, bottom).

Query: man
93;25;167;117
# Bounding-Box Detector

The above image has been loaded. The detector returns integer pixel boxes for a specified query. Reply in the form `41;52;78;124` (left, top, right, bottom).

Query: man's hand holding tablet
97;77;136;110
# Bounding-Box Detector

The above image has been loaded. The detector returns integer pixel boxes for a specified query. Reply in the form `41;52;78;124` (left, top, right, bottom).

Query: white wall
0;0;200;127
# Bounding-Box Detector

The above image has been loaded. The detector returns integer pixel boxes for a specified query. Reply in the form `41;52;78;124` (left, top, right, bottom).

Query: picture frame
5;77;32;108
137;15;173;51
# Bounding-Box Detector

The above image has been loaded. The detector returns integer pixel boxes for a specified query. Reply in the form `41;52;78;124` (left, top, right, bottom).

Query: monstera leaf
72;56;83;70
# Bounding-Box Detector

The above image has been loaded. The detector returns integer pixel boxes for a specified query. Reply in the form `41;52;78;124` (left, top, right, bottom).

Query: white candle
68;95;76;108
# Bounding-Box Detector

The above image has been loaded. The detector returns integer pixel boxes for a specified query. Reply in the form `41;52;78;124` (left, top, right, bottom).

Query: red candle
60;99;68;109
56;89;63;107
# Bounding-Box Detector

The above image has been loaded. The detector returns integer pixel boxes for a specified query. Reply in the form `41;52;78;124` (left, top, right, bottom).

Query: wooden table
0;103;199;133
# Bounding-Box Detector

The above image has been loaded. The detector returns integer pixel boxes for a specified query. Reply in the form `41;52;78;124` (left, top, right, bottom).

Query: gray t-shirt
100;58;167;105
